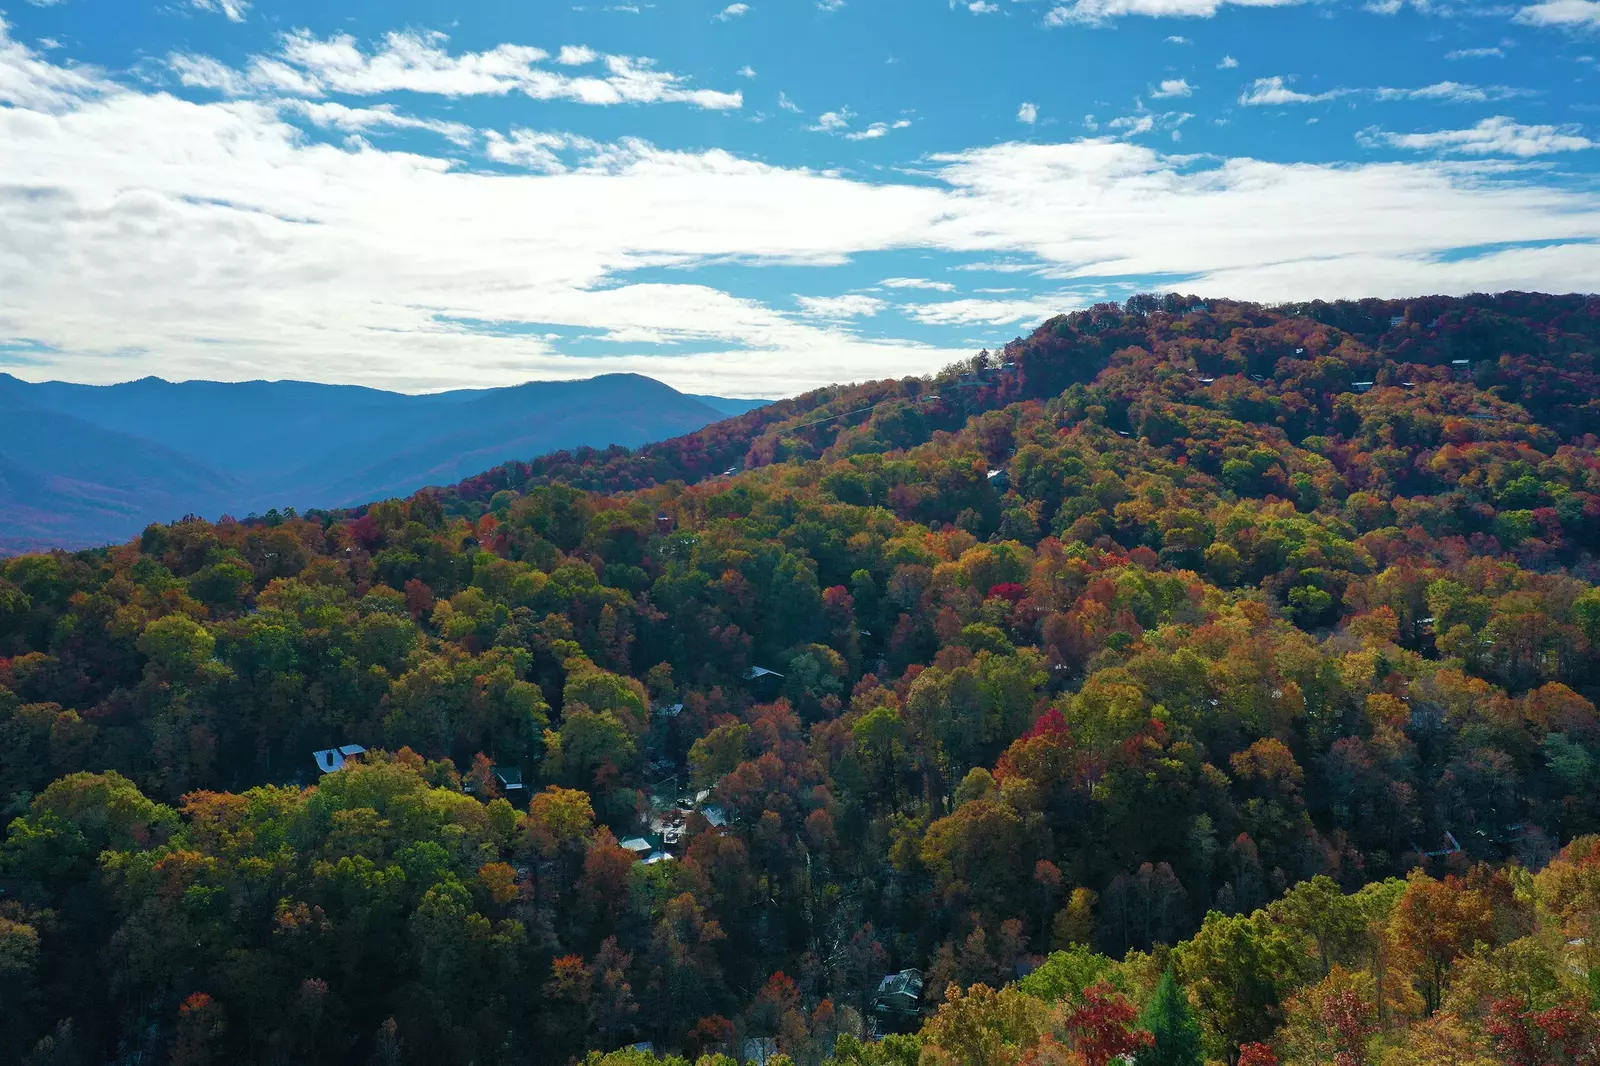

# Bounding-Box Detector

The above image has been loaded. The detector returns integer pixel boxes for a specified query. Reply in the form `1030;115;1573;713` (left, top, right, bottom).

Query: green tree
1135;969;1203;1066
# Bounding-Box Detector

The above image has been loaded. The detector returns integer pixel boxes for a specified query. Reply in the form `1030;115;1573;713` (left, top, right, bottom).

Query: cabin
746;666;784;680
655;511;675;534
873;969;925;1024
986;468;1010;491
702;805;729;829
312;744;366;774
620;837;654;859
1389;315;1406;328
493;767;525;793
1353;381;1375;394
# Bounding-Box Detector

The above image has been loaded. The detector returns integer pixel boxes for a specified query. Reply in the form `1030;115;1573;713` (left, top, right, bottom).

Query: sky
0;0;1598;397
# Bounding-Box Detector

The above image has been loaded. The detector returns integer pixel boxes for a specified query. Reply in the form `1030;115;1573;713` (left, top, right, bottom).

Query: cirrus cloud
168;27;743;109
1046;0;1301;25
1359;116;1595;156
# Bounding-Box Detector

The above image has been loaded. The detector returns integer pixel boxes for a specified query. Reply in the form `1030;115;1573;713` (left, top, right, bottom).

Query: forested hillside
4;292;1600;1065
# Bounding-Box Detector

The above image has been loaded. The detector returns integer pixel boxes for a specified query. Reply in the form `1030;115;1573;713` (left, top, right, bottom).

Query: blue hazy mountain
0;372;766;551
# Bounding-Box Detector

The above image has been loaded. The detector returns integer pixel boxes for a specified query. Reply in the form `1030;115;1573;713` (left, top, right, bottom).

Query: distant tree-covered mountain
0;372;765;551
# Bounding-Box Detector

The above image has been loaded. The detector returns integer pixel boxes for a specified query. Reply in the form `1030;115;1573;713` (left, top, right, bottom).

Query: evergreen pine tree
1135;969;1204;1066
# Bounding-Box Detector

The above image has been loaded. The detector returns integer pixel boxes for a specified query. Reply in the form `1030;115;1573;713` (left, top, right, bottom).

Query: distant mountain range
0;373;766;552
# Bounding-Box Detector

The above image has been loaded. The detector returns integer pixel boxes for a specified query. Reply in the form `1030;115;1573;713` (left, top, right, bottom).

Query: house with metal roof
873;969;925;1026
312;744;366;774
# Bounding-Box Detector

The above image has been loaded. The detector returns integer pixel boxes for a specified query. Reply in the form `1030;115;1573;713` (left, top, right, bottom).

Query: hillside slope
3;291;1600;1065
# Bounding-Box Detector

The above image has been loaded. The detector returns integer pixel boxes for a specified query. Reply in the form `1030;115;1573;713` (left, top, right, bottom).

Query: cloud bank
2;19;1599;396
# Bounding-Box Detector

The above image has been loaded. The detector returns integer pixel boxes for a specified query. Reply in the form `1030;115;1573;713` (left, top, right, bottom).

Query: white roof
620;837;653;853
312;745;365;774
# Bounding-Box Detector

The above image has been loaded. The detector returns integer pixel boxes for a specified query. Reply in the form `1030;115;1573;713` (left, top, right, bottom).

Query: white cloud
1238;76;1341;105
844;118;912;140
1515;0;1600;26
282;100;475;145
880;277;957;291
1046;0;1300;24
0;16;114;110
778;90;801;112
1366;0;1403;12
1152;78;1193;98
1218;54;1238;68
1166;34;1191;42
810;108;852;132
191;0;249;22
737;65;757;77
714;3;750;20
557;45;599;66
168;28;742;110
1112;114;1155;135
1375;81;1518;102
1239;76;1519;107
483;128;582;171
904;295;1072;326
796;294;887;317
818;0;846;9
969;1;1001;12
1018;101;1039;124
1360;116;1595;156
5;21;1600;398
1106;109;1191;139
1446;47;1504;59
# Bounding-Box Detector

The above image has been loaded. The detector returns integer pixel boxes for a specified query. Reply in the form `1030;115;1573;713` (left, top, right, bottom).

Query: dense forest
4;291;1600;1066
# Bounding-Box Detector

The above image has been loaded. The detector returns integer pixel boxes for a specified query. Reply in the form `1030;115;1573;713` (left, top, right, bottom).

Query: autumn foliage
3;292;1600;1063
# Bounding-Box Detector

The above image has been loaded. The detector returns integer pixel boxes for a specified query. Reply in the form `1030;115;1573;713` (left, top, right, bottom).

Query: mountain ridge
0;371;766;551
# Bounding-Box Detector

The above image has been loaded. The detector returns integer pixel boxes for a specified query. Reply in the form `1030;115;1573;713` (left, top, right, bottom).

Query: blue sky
1;0;1598;396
